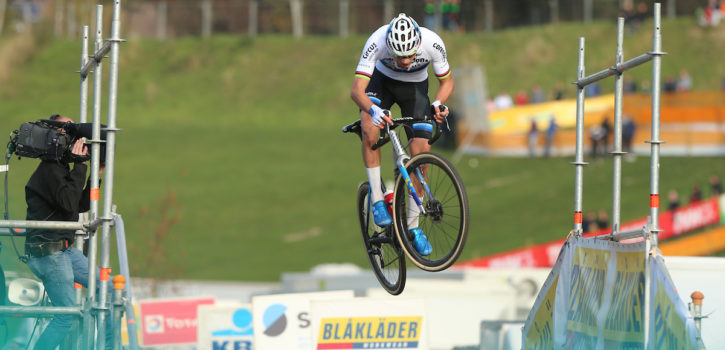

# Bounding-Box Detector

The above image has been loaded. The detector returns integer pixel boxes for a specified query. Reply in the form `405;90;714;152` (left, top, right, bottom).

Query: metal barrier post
96;1;124;348
611;18;625;237
571;37;588;236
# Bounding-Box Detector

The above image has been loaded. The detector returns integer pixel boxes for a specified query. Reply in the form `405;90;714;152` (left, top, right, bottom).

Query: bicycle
342;106;469;295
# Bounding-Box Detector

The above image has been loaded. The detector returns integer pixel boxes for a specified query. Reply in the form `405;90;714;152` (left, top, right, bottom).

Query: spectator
600;118;612;154
493;92;513;110
583;212;597;233
709;175;722;197
621;0;635;25
676;69;692;92
527;119;539;157
552;82;565;100
623;76;637;94
640;80;651;93
589;124;605;157
622;115;636;154
544;116;557;158
585;81;601;97
663;76;677;93
632;2;649;31
690;183;703;204
530;84;546;104
596;209;609;230
668;189;681;211
447;0;461;32
424;0;436;29
514;89;529;105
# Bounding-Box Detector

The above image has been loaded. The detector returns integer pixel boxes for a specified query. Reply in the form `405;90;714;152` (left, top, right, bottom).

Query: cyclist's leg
395;78;432;227
362;70;395;225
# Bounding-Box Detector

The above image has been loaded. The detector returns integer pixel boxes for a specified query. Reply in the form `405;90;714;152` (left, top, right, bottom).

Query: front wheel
393;152;469;272
357;182;406;295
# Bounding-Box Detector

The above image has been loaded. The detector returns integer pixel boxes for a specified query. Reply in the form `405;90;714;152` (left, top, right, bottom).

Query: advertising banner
648;257;698;350
197;304;254;350
252;290;354;350
139;296;215;347
523;236;697;349
311;298;428;350
459;197;721;269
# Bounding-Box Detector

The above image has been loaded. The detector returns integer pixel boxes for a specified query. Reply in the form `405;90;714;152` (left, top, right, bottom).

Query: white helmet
386;13;421;57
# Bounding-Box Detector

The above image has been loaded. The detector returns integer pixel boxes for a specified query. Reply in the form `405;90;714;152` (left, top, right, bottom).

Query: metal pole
645;4;664;348
67;2;76;39
54;0;63;37
156;1;167;40
549;0;559;24
78;26;89;124
0;0;7;36
583;0;592;23
290;0;303;38
114;214;139;350
248;0;258;37
96;1;123;348
82;4;106;349
571;37;588;236
648;2;664;254
383;0;393;22
201;0;212;39
339;0;349;38
0;220;85;230
690;291;705;349
667;0;676;19
576;53;653;88
611;18;625;236
75;23;90;316
484;0;493;33
0;306;82;317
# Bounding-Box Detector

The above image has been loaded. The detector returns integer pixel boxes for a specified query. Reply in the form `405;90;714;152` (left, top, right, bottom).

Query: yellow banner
566;246;610;347
489;95;614;134
524;275;557;348
603;251;645;345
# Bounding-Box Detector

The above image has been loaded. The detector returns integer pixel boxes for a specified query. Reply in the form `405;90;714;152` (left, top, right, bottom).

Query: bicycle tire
357;182;406;295
393;152;469;272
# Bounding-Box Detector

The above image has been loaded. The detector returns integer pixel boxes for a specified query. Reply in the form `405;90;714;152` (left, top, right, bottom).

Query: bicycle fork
389;129;428;215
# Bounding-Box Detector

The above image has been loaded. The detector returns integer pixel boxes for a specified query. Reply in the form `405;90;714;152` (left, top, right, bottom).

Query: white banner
311;297;428;350
522;236;697;350
252;290;354;350
197;303;254;350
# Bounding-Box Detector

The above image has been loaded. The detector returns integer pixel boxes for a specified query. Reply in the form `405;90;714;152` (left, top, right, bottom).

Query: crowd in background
582;174;723;234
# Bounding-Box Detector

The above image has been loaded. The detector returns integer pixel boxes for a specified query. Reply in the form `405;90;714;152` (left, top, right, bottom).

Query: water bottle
384;190;394;216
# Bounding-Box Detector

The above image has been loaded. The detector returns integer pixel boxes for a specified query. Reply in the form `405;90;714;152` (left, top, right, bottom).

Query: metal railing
569;3;665;348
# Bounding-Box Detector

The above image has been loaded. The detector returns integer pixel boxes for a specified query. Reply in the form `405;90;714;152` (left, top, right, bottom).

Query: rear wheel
357;182;406;295
393;152;469;272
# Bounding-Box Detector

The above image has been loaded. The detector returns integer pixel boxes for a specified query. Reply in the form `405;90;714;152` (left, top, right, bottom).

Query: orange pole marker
650;194;659;208
574;211;583;224
90;188;100;201
100;267;112;281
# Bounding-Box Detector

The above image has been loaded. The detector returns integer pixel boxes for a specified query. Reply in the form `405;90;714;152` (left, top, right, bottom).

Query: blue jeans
27;247;111;349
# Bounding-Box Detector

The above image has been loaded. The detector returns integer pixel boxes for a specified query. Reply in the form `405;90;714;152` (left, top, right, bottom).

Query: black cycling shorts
365;68;435;140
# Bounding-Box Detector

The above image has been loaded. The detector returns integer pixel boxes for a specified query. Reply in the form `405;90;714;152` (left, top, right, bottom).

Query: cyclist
350;13;454;256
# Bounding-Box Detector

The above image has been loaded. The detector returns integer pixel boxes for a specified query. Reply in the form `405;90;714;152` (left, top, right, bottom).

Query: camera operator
23;114;106;349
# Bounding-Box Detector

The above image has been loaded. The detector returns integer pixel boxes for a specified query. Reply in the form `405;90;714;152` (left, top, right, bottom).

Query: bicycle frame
386;123;428;216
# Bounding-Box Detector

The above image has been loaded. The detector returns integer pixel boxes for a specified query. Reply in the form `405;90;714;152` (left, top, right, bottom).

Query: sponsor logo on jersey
363;43;377;59
432;42;446;60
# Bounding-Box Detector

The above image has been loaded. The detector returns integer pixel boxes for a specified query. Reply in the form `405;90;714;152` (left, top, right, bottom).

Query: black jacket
25;160;90;244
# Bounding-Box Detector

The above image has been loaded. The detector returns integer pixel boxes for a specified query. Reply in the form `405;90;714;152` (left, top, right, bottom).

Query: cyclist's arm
434;74;455;106
351;76;374;113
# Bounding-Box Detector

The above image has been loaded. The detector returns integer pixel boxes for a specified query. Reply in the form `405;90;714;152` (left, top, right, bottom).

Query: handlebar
342;105;449;150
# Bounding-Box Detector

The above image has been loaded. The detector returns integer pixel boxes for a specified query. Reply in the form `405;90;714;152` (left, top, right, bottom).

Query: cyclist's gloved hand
369;105;391;127
431;100;448;124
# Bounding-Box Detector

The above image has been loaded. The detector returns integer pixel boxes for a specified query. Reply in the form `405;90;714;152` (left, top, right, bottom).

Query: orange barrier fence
458;91;725;156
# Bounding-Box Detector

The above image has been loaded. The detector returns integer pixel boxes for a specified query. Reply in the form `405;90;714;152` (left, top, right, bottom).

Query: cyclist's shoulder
367;25;389;41
420;27;446;46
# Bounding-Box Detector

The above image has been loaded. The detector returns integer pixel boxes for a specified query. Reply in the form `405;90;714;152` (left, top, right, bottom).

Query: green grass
1;17;724;281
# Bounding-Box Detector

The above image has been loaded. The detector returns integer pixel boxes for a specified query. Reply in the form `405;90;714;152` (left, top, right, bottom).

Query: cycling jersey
355;25;451;83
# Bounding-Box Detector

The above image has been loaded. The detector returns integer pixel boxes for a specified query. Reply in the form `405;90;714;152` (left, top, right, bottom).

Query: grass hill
1;16;724;281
